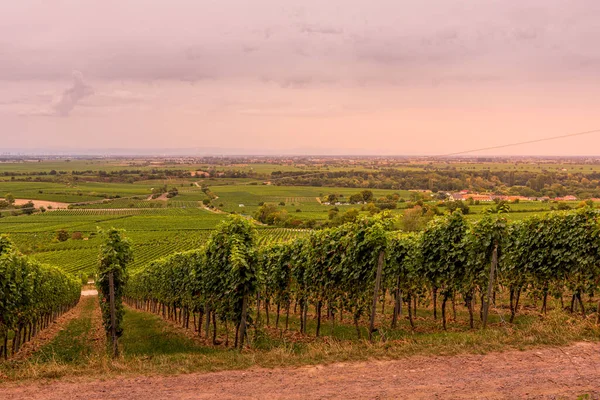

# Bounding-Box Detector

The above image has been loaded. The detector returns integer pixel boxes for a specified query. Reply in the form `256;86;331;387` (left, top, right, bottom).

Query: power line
438;128;600;157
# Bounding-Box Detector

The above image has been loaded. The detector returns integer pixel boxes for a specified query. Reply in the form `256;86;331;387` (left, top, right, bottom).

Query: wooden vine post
369;251;385;342
239;285;248;349
391;277;401;329
108;271;118;357
482;242;498;328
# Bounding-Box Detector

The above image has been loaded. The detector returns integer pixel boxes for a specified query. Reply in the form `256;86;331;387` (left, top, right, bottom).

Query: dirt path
2;342;599;399
88;295;106;354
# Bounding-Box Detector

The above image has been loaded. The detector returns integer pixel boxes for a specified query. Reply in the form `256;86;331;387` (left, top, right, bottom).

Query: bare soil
145;193;169;201
88;295;106;354
1;342;598;399
1;199;70;209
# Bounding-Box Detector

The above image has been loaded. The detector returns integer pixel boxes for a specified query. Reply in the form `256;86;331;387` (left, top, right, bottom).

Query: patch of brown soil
1;199;69;209
148;193;169;201
2;342;599;399
89;296;106;354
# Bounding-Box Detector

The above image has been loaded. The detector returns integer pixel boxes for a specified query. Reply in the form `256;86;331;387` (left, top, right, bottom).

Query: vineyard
124;208;600;347
0;236;81;359
71;199;204;209
1;196;600;395
0;204;309;276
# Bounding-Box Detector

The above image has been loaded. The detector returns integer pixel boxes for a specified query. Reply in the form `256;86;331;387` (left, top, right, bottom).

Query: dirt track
2;342;599;399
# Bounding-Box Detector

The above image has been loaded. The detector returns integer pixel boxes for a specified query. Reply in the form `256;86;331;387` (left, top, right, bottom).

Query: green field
0;195;573;275
211;184;412;218
0;207;309;275
0;157;594;276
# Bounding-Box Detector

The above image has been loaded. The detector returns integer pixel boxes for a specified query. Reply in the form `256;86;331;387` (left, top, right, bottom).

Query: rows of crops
125;209;600;347
71;199;203;209
0;236;81;359
72;199;161;209
52;209;152;215
255;228;310;246
3;224;307;275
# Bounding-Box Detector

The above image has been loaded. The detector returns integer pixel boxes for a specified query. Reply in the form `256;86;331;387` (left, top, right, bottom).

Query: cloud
52;71;94;116
19;71;93;117
2;1;600;87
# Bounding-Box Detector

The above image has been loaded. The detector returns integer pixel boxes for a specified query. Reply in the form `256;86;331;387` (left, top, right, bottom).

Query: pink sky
1;0;599;155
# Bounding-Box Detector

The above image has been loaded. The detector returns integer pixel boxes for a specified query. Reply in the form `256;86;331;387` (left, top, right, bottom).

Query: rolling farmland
1;207;307;275
1;157;600;399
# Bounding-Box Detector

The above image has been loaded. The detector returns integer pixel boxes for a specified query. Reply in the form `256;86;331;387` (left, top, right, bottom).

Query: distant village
321;189;591;207
447;190;580;203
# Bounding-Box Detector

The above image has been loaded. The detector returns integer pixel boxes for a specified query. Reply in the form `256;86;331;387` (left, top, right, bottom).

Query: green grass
121;309;214;357
32;297;96;364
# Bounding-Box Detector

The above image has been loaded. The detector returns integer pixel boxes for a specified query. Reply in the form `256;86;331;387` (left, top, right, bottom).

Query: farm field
0;206;308;275
0;157;590;276
0;189;573;279
0;181;170;203
1;157;600;399
209;184;412;217
5;0;600;395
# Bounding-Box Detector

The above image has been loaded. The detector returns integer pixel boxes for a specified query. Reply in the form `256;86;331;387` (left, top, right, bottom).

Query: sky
1;0;600;156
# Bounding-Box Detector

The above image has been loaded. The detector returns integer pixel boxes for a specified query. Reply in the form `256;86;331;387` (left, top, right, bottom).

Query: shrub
56;229;69;242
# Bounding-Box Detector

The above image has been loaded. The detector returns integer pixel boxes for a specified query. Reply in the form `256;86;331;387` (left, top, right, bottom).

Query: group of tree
322;190;376;204
323;190;400;210
4;168;194;184
0;193;36;217
0;236;81;359
150;185;179;199
125;216;255;348
269;168;600;198
124;208;600;348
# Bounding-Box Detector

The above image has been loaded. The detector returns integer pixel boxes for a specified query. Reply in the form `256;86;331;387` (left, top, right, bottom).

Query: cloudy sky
2;0;600;155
